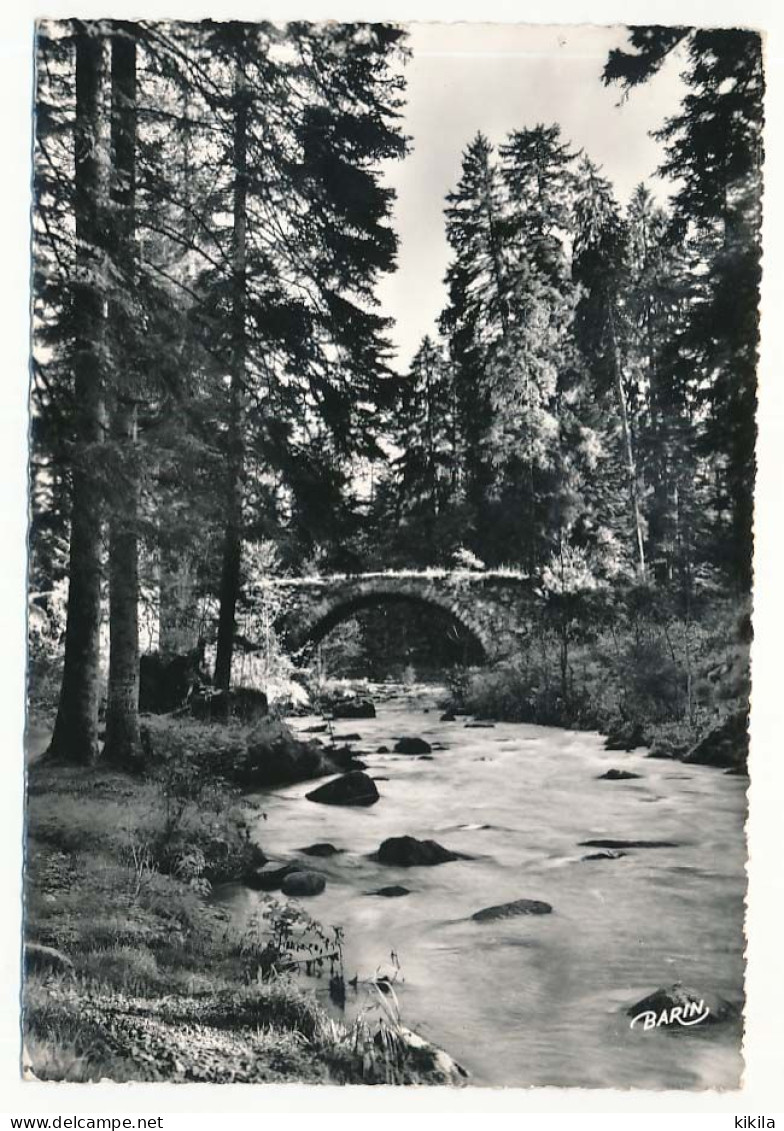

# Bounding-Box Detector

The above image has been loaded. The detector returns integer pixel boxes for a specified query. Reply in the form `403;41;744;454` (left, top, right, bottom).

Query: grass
23;753;465;1085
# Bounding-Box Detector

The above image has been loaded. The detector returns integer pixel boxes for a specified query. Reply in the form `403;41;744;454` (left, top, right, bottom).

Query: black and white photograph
21;14;766;1092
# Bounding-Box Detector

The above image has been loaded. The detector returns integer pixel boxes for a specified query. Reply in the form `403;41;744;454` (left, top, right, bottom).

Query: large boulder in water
325;745;368;773
377;836;460;866
306;771;380;807
472;899;552;922
598;769;642;781
281;870;326;897
579;838;678;850
237;717;330;788
383;1025;469;1085
581;849;626;862
244;861;300;891
299;842;343;857
683;710;749;772
330;698;376;720
626;983;738;1028
393;737;432;755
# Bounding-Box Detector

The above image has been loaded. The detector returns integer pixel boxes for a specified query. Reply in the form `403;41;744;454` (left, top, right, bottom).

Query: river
216;687;747;1089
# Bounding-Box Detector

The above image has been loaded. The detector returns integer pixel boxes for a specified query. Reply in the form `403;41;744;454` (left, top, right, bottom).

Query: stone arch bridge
270;570;535;664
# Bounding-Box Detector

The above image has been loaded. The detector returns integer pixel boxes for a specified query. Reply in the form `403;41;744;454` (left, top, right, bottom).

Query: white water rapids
216;687;746;1088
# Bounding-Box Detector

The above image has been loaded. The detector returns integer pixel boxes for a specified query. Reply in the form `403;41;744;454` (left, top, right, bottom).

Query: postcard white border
2;0;782;1116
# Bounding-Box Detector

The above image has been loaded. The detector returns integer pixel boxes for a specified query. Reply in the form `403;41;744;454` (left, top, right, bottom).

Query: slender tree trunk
48;24;105;765
450;377;460;495
607;298;646;578
104;26;141;768
424;353;438;521
646;300;672;582
214;53;248;692
159;550;198;653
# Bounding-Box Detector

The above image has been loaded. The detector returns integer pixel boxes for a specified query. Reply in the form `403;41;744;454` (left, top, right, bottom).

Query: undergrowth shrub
452;591;751;742
612;637;685;723
137;718;265;883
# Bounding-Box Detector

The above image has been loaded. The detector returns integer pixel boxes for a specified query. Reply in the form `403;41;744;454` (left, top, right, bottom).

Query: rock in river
367;885;411;898
244;861;300;891
393;737;432;755
390;1025;469;1085
683;709;749;772
238;717;330;788
579;838;679;850
626;983;737;1027
472;899;553;922
377;836;461;866
331;698;376;720
325;744;367;772
299;842;343;857
598;769;642;781
581;850;626;862
306;770;379;807
281;870;326;897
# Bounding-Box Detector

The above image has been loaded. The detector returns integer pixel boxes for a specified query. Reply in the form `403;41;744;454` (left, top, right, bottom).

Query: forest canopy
29;20;763;766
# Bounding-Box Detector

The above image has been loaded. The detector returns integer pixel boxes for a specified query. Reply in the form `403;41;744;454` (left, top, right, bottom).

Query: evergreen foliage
29;21;761;751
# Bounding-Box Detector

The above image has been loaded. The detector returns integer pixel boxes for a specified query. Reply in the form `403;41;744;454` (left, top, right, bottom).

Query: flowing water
217;687;747;1089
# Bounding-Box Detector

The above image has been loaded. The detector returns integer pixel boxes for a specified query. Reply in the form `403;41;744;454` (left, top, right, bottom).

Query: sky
376;23;688;371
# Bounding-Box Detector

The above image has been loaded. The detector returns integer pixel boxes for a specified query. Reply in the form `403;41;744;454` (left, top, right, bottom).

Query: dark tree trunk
104;27;141;768
214;53;248;692
48;23;105;765
104;403;141;767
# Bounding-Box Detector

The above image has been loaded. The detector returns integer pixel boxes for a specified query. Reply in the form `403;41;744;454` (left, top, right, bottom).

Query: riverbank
23;756;466;1085
445;595;751;773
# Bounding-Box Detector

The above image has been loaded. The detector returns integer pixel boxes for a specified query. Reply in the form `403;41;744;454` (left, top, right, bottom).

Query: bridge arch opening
289;592;488;675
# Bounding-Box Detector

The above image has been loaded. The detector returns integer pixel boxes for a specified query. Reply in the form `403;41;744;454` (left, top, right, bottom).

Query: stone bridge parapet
270;569;535;663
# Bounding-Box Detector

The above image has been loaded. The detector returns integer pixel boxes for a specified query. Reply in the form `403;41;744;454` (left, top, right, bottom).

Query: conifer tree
103;22;142;767
573;158;647;577
441;133;511;554
386;335;460;562
605;27;764;592
45;22;107;765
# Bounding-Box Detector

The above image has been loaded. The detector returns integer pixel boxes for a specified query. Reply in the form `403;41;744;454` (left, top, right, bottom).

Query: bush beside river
448;593;751;772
